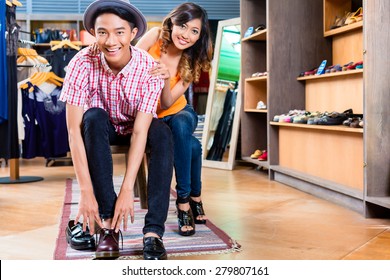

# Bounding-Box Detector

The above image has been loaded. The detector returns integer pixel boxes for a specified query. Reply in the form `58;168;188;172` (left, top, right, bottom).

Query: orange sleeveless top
148;40;187;118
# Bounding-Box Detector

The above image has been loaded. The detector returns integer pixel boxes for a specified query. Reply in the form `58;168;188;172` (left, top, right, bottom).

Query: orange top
148;39;187;118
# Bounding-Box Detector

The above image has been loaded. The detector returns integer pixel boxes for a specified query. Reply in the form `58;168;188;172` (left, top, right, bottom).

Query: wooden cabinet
240;0;390;217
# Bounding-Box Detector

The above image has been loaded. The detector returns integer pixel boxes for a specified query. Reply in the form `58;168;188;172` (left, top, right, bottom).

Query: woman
136;2;213;236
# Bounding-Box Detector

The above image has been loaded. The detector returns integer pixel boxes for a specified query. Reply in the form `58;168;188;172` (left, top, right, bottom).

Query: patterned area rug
54;176;240;259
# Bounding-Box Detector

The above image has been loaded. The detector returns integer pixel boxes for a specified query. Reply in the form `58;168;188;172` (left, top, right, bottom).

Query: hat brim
83;0;147;40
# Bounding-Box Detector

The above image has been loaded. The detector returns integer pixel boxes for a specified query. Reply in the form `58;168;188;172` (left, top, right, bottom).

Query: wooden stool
110;145;148;209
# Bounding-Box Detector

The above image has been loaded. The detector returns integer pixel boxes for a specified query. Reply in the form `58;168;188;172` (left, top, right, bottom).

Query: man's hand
74;189;103;235
111;188;135;233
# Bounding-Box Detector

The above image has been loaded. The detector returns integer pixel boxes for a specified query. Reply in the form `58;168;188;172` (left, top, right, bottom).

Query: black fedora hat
83;0;147;40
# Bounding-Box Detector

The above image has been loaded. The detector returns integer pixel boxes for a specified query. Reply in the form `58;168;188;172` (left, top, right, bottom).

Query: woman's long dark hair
160;2;213;84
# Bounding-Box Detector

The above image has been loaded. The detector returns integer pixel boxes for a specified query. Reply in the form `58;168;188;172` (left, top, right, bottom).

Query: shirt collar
100;46;135;77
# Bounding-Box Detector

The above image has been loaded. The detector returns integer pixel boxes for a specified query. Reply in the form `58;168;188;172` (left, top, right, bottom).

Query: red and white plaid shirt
60;46;164;135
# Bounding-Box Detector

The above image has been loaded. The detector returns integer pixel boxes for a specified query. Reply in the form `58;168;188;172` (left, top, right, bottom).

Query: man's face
92;13;138;72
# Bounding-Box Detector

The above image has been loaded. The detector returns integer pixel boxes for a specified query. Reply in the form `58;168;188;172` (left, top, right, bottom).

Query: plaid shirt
59;46;164;135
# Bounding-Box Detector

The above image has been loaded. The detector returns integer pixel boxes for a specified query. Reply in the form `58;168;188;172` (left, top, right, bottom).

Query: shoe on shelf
94;228;122;259
250;149;262;159
256;101;267;110
273;114;286;122
143;236;168;260
65;220;96;250
342;61;354;71
350;117;363;128
346;61;363;70
317;109;352;125
345;7;363;25
254;24;266;32
258;150;267;161
190;198;207;224
316;60;327;75
244;26;254;38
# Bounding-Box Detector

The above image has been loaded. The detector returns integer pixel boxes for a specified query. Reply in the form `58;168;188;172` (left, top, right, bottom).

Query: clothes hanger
21;72;64;91
6;1;13;7
17;48;49;65
50;40;81;51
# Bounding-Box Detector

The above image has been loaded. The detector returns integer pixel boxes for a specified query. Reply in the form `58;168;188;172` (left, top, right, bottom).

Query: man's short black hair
91;6;136;30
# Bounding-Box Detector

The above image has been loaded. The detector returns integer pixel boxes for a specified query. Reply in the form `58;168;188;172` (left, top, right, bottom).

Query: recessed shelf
270;165;364;200
242;29;267;42
241;156;269;168
245;109;268;113
245;76;267;82
297;69;363;81
270;122;363;134
324;21;363;37
365;196;390;209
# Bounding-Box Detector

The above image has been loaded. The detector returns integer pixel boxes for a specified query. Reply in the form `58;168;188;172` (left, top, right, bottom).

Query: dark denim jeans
162;105;202;201
82;108;173;238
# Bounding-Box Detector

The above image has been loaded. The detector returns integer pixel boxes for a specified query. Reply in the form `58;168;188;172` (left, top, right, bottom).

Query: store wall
16;0;240;20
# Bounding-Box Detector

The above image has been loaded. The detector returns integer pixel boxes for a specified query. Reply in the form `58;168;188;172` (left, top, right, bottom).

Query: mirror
201;18;241;170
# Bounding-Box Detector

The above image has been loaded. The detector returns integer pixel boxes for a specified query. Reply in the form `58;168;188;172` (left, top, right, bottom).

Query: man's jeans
82;108;173;238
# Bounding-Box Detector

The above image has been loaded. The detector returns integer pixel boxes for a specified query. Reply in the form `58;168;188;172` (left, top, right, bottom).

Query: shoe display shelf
270;0;366;214
240;0;332;172
240;0;268;169
323;0;363;37
241;0;390;218
270;0;390;217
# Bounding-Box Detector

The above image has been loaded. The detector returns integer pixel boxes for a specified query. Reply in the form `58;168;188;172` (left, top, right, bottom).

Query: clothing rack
0;20;43;184
17;64;50;68
18;39;35;45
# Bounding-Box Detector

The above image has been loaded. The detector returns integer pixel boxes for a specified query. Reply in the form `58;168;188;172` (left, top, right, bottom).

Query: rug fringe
118;240;242;260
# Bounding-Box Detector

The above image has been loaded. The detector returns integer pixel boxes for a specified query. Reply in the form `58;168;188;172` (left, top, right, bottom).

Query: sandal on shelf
176;203;195;236
190;198;207;224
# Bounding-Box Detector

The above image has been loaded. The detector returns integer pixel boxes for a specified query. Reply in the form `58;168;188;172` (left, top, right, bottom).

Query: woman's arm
136;27;161;51
159;78;190;109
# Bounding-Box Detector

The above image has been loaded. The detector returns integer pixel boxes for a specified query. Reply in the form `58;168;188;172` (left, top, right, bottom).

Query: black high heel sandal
190;198;207;224
176;204;195;236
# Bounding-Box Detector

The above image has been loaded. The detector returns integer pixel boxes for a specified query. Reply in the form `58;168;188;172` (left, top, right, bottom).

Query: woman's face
171;18;202;50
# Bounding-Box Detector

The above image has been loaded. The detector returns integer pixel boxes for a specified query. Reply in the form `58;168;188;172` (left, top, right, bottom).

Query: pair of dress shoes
65;220;96;250
66;220;167;259
94;229;167;260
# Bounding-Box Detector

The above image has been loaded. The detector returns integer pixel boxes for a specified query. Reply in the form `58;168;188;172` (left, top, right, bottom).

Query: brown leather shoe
95;228;122;259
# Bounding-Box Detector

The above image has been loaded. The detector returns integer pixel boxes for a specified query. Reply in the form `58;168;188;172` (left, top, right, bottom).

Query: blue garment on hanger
22;82;69;159
0;3;8;123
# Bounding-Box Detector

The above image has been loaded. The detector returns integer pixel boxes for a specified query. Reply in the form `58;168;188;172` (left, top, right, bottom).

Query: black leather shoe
65;220;96;250
143;237;168;260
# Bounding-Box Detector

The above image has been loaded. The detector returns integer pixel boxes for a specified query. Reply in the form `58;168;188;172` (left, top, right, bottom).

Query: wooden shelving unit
241;0;390;217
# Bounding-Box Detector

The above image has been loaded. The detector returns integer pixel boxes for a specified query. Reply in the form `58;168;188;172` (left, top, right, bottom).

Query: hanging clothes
0;4;20;159
44;47;79;78
206;82;238;161
17;51;52;140
0;2;7;124
21;82;69;159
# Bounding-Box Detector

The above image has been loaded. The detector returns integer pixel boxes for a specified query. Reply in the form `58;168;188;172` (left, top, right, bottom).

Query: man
60;0;173;260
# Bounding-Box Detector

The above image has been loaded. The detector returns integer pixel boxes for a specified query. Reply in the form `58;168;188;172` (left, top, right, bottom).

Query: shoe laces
96;228;123;250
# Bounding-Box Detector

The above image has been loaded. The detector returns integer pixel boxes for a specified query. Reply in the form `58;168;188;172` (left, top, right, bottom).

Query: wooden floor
1;155;390;260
